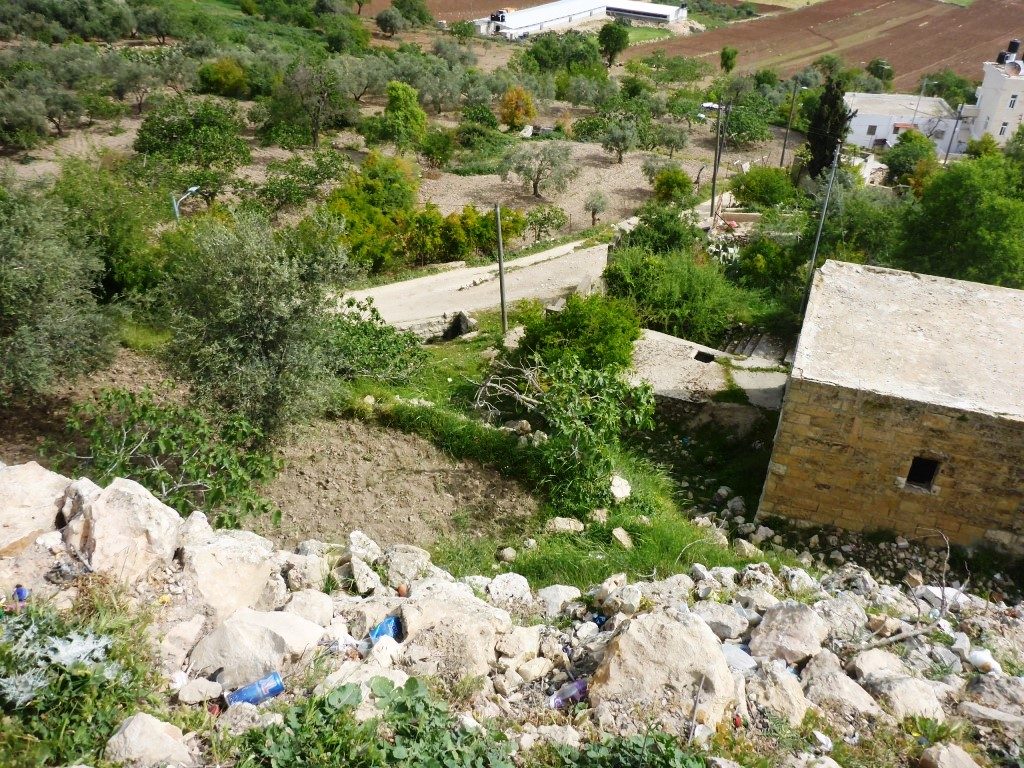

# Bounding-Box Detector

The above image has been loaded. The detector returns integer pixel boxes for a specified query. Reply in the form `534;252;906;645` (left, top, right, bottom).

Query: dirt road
347;240;608;328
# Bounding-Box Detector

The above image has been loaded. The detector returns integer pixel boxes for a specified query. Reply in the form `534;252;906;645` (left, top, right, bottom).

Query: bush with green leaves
518;294;640;371
478;357;654;513
57;388;279;527
884;129;936;184
731;166;800;209
652;167;695;205
554;732;706;767
256;150;348;211
236;678;514;768
605;246;759;345
0;177;115;402
165;209;351;434
418;127;455;168
322;298;425;383
362;80;429;152
620;201;703;255
0;579;162;767
525;204;568;241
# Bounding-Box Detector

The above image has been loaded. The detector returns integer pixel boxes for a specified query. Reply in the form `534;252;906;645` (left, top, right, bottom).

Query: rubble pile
2;460;1023;768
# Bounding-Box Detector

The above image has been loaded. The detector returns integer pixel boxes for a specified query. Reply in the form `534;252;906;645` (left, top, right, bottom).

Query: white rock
919;743;983;768
732;538;762;558
349;556;384;596
848;649;907;682
181;529;276;620
603;585;643;616
590;610;735;732
576;621;600;641
345;530;383;564
518;656;555;682
496;625;542;666
747;661;809;727
722;643;758;674
284;589;334;627
545;517;584;534
154;614;206;675
381;544;432;587
486;572;532;609
801;650;882;719
694;601;749;641
283;552;329;591
536;585;582;617
914;586;974;613
611;527;633;550
536;724;581;749
189;608;324;688
749;601;829;664
0;462;71;556
780;566;819;594
178;677;223;705
596;573;628;604
609;474;631;502
63;478;181;584
869;675;947;721
104;713;193;767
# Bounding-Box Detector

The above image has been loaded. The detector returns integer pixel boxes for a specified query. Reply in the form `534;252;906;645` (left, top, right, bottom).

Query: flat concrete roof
794;261;1024;421
845;92;956;120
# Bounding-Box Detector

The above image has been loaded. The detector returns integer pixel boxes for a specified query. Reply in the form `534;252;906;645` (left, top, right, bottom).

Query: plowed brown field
622;0;1022;89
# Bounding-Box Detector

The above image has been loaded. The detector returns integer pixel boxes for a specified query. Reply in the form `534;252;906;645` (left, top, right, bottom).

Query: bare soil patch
254;419;538;550
623;0;1017;89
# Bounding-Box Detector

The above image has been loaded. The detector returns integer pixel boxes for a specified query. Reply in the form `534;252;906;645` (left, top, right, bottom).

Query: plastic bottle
548;678;587;709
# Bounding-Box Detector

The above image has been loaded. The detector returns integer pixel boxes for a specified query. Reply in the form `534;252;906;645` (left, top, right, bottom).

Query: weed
904;716;970;747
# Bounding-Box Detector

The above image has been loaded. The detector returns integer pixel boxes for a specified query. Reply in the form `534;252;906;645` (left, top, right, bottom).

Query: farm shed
474;0;686;39
758;261;1024;554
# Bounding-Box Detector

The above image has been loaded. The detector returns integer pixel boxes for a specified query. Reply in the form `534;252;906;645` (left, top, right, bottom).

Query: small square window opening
866;125;877;136
906;457;940;490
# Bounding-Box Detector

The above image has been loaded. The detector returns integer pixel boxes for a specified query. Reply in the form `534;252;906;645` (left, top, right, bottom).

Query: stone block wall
757;377;1024;553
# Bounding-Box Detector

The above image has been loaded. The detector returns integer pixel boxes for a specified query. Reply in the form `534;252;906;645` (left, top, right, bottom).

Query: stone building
758;261;1024;553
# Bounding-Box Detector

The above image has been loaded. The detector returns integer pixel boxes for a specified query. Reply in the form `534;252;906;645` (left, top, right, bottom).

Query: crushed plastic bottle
548;678;588;709
369;616;403;644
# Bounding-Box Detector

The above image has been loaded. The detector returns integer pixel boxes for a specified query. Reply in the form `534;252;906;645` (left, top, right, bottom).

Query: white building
844;92;959;154
961;40;1024;146
473;0;686;40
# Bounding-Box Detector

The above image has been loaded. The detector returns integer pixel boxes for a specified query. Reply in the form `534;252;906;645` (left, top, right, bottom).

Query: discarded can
12;585;29;603
592;614;608;628
548;678;587;709
369;616;403;644
225;671;285;707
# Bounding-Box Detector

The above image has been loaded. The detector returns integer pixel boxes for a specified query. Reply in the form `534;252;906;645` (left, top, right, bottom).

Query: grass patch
627;27;674;45
117;319;171;352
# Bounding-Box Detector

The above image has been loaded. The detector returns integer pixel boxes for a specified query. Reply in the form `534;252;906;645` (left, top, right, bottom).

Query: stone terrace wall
758;377;1024;552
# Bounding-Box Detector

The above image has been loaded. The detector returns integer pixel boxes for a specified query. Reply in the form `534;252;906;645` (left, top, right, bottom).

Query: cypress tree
807;76;855;177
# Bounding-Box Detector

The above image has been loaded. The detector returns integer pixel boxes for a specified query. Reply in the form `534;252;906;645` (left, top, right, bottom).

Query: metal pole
171;193;180;221
944;103;963;164
495;204;508;335
912;78;928;128
709;105;723;227
800;142;842;316
780;80;799;168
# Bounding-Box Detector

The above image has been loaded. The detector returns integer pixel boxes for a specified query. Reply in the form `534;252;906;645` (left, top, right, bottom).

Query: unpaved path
347;240;609;327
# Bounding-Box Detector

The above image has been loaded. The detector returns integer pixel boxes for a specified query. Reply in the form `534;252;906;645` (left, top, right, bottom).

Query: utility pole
944;103;964;163
709;104;723;227
801;142;842;316
171;186;200;221
779;80;800;168
494;204;508;334
911;78;930;128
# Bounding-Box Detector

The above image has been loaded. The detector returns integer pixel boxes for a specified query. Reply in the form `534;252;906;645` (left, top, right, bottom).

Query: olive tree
499;141;580;198
0;178;114;400
584;190;607;226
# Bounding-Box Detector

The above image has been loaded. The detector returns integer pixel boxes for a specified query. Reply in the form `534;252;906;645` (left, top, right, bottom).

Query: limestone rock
518;656;554;682
813;594;868;642
611;527;633;550
536;585;582;617
178;678;223;705
780;566;819;595
400;585;512;680
486;572;532;609
801;650;883;718
965;674;1024;716
0;462;70;556
603;585;643;616
919;744;982;768
694;601;749;641
496;625;542;667
181;528;276;620
546;517;584;534
868;675;946;721
63;478;181;584
848;649;908;682
189;608;324;688
732;538;762;558
610;474;631;502
283;553;329;591
349;556;385;595
958;701;1024;729
590;610;735;731
284;589;334;627
747;661;809;726
749;601;829;664
381;544;431;588
154;614;206;675
345;530;383;564
104;713;193;767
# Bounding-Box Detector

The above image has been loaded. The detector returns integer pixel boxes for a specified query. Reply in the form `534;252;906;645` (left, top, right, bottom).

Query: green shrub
461;102;498;129
731;166;799;209
58;388;279;527
0;579;162;767
620;201;702;255
605;247;758;345
197;57;249;98
652;167;695;205
0;178;115;401
518;294;640;370
418;127;455;168
323;298;425;383
884;129;936;184
554;732;706;767
257;150;347;211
